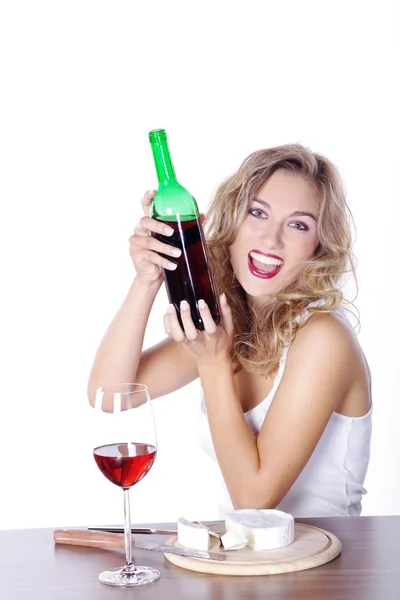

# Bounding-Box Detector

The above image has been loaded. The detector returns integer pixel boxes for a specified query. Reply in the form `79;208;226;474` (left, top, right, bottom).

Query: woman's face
229;170;320;306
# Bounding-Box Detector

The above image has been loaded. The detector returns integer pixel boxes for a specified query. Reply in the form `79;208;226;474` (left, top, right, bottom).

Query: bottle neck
150;138;177;185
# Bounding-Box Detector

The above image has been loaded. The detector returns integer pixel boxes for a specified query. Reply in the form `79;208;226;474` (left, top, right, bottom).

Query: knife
88;526;221;540
89;526;178;535
53;528;225;561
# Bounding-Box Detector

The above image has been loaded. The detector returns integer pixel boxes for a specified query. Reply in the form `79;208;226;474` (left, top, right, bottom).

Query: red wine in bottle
154;218;220;329
149;129;220;331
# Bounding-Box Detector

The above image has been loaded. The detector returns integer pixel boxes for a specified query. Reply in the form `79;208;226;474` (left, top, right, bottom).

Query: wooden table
1;516;399;599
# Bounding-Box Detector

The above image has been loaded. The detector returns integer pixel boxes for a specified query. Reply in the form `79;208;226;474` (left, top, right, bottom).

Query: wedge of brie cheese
225;509;294;551
220;529;248;550
177;517;211;551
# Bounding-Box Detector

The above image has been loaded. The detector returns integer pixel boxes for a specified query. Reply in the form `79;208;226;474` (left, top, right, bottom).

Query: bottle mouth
149;129;167;143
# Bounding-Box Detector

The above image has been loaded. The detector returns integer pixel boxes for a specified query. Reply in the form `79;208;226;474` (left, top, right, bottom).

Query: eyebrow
253;198;317;222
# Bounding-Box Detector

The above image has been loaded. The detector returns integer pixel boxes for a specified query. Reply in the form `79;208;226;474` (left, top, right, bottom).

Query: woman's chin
240;280;287;307
243;285;277;306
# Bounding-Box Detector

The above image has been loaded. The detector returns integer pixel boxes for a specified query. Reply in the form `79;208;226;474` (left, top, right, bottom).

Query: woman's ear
200;213;206;226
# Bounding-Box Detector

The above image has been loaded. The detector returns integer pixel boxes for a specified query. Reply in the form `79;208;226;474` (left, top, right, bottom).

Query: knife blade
88;526;221;541
133;541;225;561
89;527;177;535
53;528;225;561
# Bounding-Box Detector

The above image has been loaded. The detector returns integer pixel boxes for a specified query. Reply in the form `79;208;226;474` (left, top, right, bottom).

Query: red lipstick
248;250;284;279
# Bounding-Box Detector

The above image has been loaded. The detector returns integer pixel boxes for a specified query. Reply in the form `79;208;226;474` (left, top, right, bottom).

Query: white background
0;1;398;530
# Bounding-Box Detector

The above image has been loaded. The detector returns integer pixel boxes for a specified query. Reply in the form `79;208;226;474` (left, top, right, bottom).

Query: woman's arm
88;277;198;403
88;191;198;403
199;313;363;509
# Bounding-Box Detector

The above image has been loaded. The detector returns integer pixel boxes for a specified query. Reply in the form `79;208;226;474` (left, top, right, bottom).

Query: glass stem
123;488;135;573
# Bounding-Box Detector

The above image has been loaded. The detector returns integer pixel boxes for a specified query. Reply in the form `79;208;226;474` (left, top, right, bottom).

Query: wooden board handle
54;528;124;549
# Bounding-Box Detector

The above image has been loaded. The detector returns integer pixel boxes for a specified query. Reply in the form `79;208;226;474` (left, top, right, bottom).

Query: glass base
99;565;161;587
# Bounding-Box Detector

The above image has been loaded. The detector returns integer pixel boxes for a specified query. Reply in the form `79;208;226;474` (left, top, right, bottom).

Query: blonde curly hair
205;144;357;377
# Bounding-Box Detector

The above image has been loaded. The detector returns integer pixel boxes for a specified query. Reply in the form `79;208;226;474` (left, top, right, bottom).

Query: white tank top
196;314;372;518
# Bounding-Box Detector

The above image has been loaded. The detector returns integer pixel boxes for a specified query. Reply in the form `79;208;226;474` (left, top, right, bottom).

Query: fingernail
164;226;174;236
180;300;189;311
198;299;206;308
167;304;175;313
172;248;182;257
221;293;227;305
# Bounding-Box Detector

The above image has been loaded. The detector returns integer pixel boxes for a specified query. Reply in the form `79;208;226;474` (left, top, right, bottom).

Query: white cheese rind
220;529;248;550
225;509;294;551
177;517;211;551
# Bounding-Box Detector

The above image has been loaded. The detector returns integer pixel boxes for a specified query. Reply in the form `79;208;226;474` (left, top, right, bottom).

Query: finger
220;293;234;337
198;299;217;335
180;300;198;341
135;216;174;238
163;312;172;336
166;304;186;342
133;248;178;271
141;190;157;217
130;234;182;259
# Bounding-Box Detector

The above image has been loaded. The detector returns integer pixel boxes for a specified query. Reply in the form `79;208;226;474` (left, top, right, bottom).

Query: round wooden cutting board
164;523;341;576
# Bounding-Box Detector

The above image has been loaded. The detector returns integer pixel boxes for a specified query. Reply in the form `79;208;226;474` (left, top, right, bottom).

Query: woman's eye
249;208;267;219
289;221;309;231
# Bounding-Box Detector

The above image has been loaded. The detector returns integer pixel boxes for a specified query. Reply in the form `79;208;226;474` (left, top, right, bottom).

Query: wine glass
90;383;160;587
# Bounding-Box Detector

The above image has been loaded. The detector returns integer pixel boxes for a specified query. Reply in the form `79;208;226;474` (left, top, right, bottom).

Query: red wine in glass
94;443;156;489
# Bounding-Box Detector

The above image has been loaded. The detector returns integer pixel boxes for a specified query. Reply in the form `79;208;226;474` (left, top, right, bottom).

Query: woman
88;144;372;518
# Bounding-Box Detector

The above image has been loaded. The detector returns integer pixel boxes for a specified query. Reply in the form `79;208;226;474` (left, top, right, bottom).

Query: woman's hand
129;190;182;284
163;294;234;368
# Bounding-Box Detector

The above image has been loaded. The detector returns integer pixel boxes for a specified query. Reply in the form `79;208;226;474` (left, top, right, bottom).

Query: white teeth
249;252;284;266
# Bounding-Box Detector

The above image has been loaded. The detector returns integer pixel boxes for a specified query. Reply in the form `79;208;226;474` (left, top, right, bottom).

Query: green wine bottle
148;128;220;331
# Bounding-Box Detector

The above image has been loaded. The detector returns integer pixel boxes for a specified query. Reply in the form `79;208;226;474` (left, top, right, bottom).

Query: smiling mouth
248;251;284;279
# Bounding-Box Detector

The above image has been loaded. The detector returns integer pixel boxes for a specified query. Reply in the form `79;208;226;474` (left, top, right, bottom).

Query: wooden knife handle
54;528;124;549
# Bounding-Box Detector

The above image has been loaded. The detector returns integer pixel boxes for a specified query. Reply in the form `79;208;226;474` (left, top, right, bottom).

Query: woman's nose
260;222;283;249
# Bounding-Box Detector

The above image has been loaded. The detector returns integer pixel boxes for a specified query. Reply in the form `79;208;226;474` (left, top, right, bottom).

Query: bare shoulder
289;311;364;369
286;310;370;415
293;310;360;353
